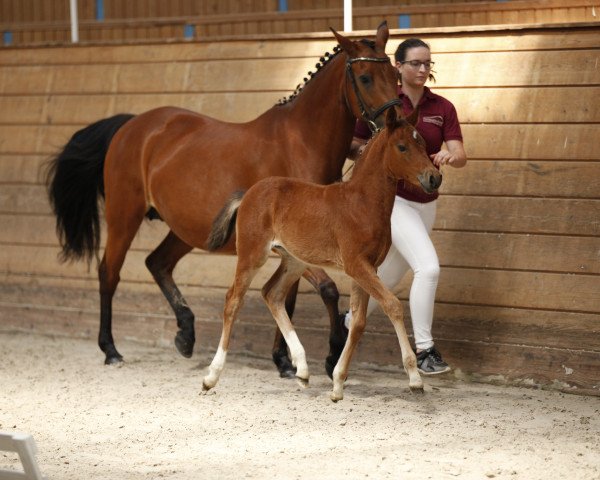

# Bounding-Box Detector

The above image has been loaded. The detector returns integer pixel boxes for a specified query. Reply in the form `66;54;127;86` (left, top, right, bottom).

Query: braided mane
275;38;378;107
275;45;342;106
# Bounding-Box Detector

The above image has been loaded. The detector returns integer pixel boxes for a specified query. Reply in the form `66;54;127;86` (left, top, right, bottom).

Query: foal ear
406;106;419;127
375;21;389;53
331;27;358;57
386;107;398;131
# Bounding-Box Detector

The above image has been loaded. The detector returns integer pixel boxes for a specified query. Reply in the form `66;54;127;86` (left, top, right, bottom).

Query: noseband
346;56;402;133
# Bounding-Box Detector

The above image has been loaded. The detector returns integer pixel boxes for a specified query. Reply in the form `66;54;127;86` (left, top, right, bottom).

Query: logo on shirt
422;115;443;127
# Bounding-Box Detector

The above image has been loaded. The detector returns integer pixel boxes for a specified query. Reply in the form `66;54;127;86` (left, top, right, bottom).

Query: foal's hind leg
263;253;310;386
99;208;146;364
202;258;266;392
145;231;195;357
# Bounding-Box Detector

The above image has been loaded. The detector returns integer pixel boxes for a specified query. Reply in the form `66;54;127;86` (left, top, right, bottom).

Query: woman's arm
430;139;467;168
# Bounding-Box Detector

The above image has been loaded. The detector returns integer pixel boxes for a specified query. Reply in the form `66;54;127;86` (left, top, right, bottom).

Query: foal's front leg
346;260;423;394
331;282;368;402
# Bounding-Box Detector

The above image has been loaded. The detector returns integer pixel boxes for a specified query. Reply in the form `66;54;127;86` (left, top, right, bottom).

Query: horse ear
330;27;358;57
406;106;419;127
375;21;389;53
386;107;398;132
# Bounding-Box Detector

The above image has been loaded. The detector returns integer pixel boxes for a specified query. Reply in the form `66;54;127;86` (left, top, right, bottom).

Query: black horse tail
46;113;135;264
205;191;246;252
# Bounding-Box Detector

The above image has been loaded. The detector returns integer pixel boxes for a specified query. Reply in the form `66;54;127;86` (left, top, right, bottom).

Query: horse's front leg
302;267;345;379
331;282;368;402
271;279;299;378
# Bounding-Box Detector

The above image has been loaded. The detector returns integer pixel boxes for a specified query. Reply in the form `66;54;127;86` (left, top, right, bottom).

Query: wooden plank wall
1;1;598;45
0;23;598;395
0;0;521;22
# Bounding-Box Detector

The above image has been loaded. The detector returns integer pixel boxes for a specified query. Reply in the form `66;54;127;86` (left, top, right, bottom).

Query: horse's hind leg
263;253;310;385
271;279;300;379
302;267;344;379
145;231;195;357
99;209;145;364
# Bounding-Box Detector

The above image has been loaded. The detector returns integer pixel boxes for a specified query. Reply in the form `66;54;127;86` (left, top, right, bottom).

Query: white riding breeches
346;195;439;350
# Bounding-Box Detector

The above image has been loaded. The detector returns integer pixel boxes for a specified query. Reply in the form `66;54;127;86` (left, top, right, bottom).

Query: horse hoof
273;353;297;379
325;355;337;380
279;367;297;379
201;381;212;393
175;332;194;358
296;377;309;389
104;355;123;365
325;314;348;379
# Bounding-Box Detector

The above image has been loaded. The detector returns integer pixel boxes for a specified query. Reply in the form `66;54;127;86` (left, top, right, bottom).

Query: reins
346;56;402;133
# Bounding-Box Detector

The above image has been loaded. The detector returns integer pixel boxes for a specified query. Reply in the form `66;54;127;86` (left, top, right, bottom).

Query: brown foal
205;107;442;401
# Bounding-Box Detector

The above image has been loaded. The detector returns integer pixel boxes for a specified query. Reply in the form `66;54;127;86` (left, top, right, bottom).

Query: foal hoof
330;392;343;403
201;381;212;394
174;331;194;358
409;385;425;394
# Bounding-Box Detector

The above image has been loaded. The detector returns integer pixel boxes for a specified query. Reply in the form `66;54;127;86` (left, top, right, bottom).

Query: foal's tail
46;113;135;264
206;191;245;251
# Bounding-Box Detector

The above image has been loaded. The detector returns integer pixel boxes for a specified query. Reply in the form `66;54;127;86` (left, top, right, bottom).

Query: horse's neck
260;52;356;182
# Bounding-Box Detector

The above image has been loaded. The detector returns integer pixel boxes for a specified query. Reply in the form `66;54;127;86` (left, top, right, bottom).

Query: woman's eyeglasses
401;60;435;70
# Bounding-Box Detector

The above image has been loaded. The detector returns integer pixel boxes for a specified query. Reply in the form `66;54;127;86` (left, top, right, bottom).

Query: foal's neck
347;134;398;212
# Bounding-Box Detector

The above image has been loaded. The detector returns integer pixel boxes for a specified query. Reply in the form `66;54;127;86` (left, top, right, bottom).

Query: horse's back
103;105;288;249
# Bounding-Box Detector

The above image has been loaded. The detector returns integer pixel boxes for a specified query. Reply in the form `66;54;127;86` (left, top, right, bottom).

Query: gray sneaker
416;347;451;375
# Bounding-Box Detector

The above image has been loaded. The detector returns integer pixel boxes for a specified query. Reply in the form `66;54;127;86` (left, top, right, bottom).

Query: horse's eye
359;74;371;85
397;144;407;152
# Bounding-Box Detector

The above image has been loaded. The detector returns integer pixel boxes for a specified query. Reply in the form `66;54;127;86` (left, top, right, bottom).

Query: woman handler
343;38;467;375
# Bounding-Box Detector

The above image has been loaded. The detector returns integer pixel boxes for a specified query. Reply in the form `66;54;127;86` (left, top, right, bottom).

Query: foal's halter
346;56;402;133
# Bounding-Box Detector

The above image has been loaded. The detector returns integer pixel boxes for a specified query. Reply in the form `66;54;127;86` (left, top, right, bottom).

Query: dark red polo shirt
355;86;463;203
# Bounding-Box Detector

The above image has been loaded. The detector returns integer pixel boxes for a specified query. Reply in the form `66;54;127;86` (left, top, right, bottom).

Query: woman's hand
430;140;467;168
348;137;368;161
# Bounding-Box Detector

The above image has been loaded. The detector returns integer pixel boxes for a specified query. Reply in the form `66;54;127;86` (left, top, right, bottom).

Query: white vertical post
70;0;79;43
344;0;352;32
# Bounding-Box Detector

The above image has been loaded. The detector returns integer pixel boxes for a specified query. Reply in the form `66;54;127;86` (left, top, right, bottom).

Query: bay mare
46;22;402;376
205;107;442;401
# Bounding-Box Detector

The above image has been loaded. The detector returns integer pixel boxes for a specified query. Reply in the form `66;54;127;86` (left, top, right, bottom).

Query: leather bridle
346;56;402;133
